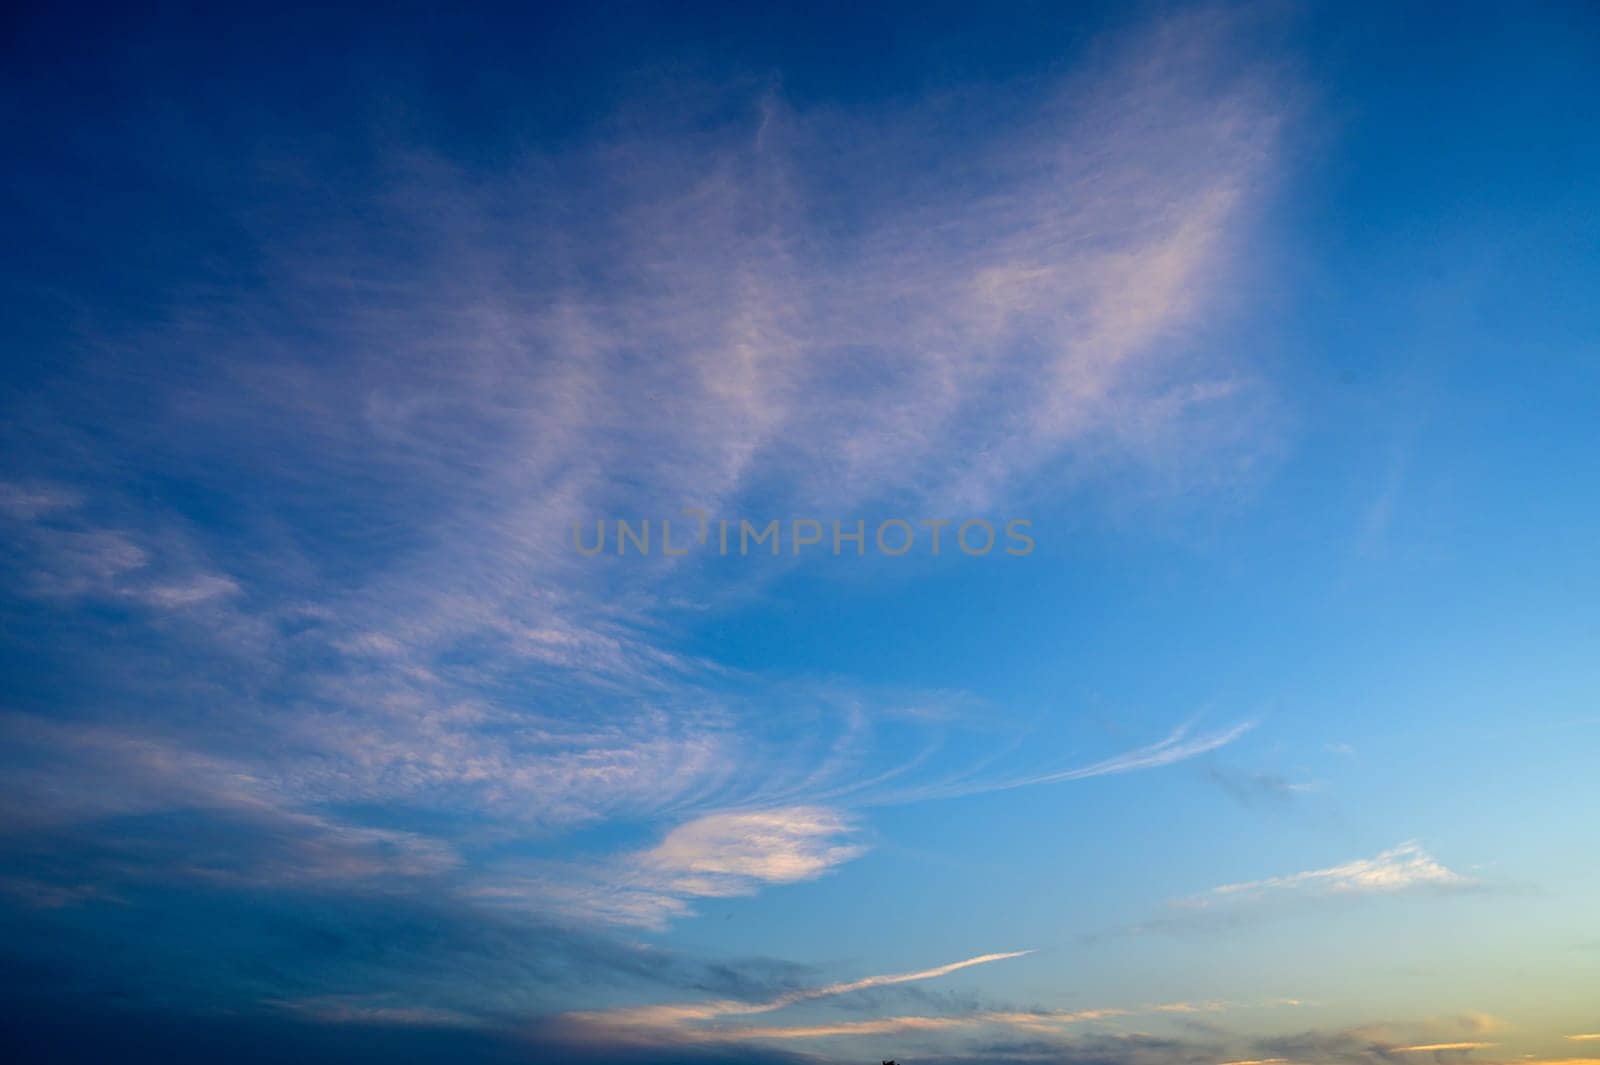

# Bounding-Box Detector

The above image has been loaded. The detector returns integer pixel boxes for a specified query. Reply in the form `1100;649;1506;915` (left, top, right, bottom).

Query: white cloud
142;573;240;607
559;984;1282;1048
468;805;864;929
0;8;1287;934
559;948;1034;1038
870;718;1255;805
638;807;865;894
1179;843;1476;910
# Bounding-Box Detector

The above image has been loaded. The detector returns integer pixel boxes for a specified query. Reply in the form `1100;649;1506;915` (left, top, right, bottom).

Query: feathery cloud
565;949;1035;1033
0;11;1286;1017
1177;843;1476;909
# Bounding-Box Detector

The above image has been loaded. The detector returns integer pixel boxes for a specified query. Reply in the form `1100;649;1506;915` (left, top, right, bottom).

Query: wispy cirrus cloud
0;483;241;611
557;968;1307;1059
0;8;1285;1043
990;718;1257;792
853;717;1257;807
1176;842;1476;911
634;807;865;897
1098;842;1483;940
467;806;867;929
1239;1020;1584;1065
559;949;1034;1038
0;715;461;891
670;1000;1236;1045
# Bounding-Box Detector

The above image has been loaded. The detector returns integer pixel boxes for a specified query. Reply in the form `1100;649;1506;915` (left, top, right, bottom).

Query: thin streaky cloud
470;806;868;930
561;949;1032;1033
872;718;1255;805
1007;719;1258;788
1176;842;1475;909
0;13;1302;1034
650;998;1248;1044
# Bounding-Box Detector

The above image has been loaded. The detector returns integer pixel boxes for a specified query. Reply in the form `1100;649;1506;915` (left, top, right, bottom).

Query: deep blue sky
3;3;1599;1063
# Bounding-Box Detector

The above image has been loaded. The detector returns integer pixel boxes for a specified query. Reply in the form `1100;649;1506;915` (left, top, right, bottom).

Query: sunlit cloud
559;948;1033;1037
470;806;867;929
1177;842;1476;910
637;807;866;893
558;968;1312;1054
702;1002;1230;1043
0;4;1298;1046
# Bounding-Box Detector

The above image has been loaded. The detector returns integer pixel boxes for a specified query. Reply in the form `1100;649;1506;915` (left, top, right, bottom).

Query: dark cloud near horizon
0;877;823;1046
0;999;815;1065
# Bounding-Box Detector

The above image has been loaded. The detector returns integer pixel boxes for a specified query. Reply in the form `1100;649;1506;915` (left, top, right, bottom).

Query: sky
2;1;1599;1062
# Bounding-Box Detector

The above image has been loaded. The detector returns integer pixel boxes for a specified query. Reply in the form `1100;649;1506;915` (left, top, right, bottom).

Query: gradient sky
3;2;1599;1063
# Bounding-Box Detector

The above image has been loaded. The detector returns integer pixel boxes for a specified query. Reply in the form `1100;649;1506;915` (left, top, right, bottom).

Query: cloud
1208;766;1318;807
141;573;241;607
0;715;461;891
0;482;243;612
0;5;1292;1046
1176;843;1476;910
470;806;867;929
1002;719;1257;790
637;807;865;894
1457;1014;1508;1035
266;996;488;1030
867;718;1256;806
1098;843;1484;940
678;1001;1228;1044
1237;1022;1580;1065
552;991;1306;1062
582;946;1030;1029
562;949;1035;1035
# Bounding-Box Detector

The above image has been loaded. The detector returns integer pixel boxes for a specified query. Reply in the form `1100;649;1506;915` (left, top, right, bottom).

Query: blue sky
3;2;1599;1062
